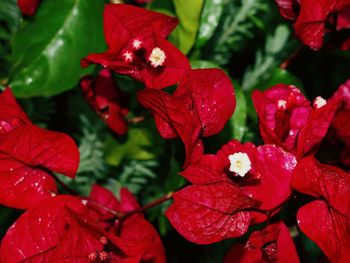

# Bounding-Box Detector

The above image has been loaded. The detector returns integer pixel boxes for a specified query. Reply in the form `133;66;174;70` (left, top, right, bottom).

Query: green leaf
258;67;303;91
230;84;247;141
191;59;220;69
170;0;204;54
195;0;224;49
8;0;105;97
104;124;164;167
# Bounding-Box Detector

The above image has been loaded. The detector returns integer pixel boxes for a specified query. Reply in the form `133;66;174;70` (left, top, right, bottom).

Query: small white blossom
228;152;252;177
149;47;166;67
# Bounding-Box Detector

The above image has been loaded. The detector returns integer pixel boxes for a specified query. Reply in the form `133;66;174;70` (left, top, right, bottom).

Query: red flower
252;84;341;158
138;68;235;167
216;141;296;219
0;186;166;262
81;4;190;89
81;69;129;136
224;221;300;263
17;0;40;16
329;79;350;166
275;0;350;50
181;140;296;222
166;140;296;244
292;156;350;263
0;88;79;209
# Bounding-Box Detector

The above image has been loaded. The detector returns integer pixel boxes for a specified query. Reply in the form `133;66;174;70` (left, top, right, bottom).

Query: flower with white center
228;152;252;177
132;39;142;50
277;100;287;110
122;51;134;63
149;47;166;68
313;96;327;109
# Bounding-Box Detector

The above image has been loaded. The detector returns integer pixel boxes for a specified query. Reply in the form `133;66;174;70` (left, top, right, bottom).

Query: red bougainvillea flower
252;84;341;158
224;221;300;263
138;68;235;167
292;156;350;263
0;88;79;209
81;4;190;89
329;79;350;166
17;0;40;16
166;140;296;244
275;0;350;50
0;186;166;262
81;69;129;135
216;140;296;219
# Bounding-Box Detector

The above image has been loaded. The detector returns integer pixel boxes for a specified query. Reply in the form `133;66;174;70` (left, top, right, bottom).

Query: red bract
224;221;300;263
88;185;166;263
292;156;350;263
0;88;31;135
0;196;104;262
81;4;190;89
0;88;79;209
138;68;235;167
329;79;350;166
275;0;350;50
166;182;260;244
252;84;340;158
0;187;166;262
81;69;129;136
17;0;40;16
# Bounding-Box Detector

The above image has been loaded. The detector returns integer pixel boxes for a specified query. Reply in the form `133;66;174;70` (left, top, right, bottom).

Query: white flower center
122;51;134;63
228;152;251;177
132;39;142;50
277;100;287;110
149;47;166;67
313;96;327;109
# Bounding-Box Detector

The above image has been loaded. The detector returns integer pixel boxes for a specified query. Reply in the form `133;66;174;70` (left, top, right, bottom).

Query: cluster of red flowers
3;2;350;263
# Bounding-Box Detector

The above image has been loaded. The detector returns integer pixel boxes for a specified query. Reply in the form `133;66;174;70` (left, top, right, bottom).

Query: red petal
89;184;121;218
166;182;260;244
337;6;350;30
293;0;348;50
81;69;128;135
224;221;300;263
0;125;79;209
0;196;103;262
296;98;341;158
297;201;350;263
103;4;177;51
292;156;350;215
292;156;350;262
137;88;201;167
0;88;31;134
274;0;299;20
180;154;225;184
249;145;296;211
17;0;40;16
174;69;235;136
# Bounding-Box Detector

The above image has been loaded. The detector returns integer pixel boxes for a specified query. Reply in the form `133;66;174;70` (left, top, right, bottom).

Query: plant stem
120;192;174;220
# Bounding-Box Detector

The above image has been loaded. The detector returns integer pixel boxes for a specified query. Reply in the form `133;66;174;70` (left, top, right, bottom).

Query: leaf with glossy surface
170;0;204;54
195;0;224;49
9;0;105;97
